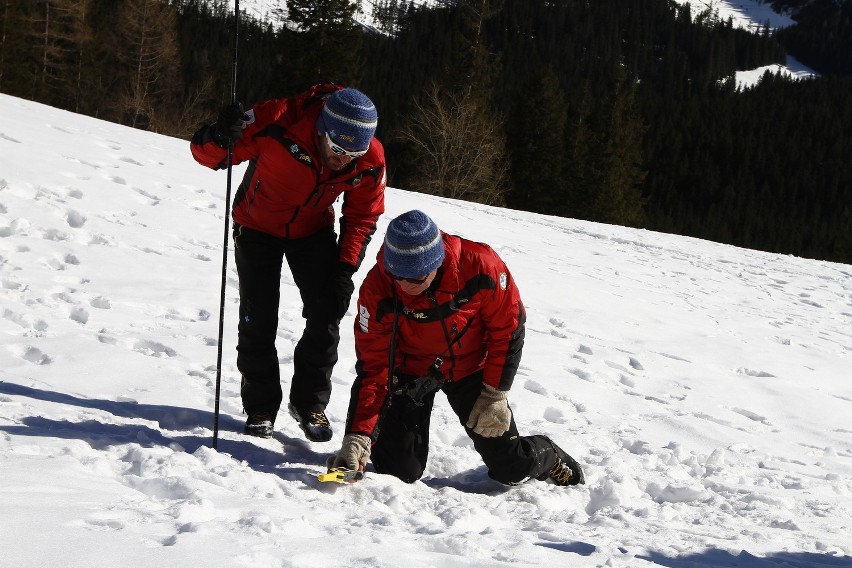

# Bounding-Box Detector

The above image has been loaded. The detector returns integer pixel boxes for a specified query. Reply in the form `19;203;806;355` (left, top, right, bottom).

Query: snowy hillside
228;0;442;29
671;0;817;85
2;92;851;567
227;0;816;87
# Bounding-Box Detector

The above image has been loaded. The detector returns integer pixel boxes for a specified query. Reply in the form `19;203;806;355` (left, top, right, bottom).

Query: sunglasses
324;131;368;157
388;272;430;285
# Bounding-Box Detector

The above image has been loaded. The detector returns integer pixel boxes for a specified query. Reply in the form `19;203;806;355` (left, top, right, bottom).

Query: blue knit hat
383;210;446;278
317;88;378;152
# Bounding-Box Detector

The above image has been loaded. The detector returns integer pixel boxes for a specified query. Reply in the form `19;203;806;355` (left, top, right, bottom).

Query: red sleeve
347;265;395;438
476;246;526;391
339;140;386;269
189;97;294;170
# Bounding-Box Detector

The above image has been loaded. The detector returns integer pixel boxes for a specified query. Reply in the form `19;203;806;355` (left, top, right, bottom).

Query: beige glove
465;384;511;437
326;433;371;473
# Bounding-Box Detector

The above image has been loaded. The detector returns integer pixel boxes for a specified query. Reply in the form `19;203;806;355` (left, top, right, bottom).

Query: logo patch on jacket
288;143;312;163
358;304;370;333
499;272;508;290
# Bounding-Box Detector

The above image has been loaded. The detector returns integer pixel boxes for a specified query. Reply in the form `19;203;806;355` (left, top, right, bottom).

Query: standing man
328;210;584;486
191;84;385;442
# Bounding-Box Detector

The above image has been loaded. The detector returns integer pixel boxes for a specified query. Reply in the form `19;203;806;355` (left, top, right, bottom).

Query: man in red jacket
190;84;385;442
327;210;584;486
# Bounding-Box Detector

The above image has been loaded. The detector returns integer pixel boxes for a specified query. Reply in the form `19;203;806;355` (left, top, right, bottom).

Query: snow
673;0;798;32
2;87;852;567
228;0;819;90
672;0;819;87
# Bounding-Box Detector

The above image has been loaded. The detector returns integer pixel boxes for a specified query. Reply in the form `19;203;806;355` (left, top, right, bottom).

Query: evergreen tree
284;0;361;88
588;67;647;227
505;68;567;215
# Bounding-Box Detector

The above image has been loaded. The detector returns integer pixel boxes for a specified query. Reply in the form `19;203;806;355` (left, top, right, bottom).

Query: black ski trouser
233;224;340;417
370;371;558;485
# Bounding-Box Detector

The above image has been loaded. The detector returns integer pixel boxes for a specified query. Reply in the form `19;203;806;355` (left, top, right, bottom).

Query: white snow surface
1;93;851;567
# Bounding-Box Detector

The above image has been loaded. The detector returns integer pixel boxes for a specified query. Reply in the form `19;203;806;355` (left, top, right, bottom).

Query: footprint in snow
3;309;48;332
69;307;89;324
90;296;111;309
41;228;71;242
164;308;211;322
543;406;566;424
736;367;775;378
731;407;771;425
65;210;86;228
605;360;632;374
523;379;548;396
21;346;52;365
133;187;160;204
132;340;177;358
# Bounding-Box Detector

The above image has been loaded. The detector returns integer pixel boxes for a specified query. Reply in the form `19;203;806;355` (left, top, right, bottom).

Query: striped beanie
318;88;378;152
383;210;446;278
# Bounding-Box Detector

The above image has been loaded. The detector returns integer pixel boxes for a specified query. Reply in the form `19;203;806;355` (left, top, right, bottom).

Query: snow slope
1;94;851;567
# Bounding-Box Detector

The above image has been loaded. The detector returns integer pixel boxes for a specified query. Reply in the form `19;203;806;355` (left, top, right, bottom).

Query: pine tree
284;0;361;87
587;64;647;227
506;68;567;214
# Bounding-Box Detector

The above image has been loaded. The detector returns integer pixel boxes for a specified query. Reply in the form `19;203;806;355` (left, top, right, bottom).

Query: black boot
537;436;585;486
244;411;276;438
288;403;333;442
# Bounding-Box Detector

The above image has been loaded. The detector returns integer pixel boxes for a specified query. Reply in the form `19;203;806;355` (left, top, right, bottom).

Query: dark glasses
323;131;368;158
388;272;430;285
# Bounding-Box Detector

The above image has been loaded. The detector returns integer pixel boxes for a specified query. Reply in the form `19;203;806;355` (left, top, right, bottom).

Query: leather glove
213;102;245;147
326;433;371;474
326;262;356;320
466;384;511;437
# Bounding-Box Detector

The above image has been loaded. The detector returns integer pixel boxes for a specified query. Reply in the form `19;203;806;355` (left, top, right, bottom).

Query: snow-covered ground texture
2;93;851;567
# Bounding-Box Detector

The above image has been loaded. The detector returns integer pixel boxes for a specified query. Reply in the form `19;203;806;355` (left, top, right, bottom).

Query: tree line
1;0;850;263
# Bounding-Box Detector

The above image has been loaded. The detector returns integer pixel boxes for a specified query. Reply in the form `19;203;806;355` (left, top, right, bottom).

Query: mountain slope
1;93;851;567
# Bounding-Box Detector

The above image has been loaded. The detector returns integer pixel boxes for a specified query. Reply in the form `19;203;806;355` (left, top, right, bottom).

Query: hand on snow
326;433;371;475
466;384;511;438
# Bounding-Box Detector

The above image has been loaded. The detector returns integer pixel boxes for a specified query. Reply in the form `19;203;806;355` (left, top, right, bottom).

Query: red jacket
190;83;386;268
347;233;526;438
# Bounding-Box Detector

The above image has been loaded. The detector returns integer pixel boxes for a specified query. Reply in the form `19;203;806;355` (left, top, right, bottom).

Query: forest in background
1;0;850;264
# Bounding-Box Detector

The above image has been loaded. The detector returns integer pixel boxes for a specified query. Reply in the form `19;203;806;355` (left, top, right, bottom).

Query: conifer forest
1;0;850;263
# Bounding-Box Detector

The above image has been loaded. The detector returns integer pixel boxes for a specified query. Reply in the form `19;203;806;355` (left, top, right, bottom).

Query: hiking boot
537;436;585;486
244;411;275;438
288;403;333;442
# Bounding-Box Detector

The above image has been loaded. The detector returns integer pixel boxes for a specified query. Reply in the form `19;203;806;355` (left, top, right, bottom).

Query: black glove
326;262;356;320
213;102;245;147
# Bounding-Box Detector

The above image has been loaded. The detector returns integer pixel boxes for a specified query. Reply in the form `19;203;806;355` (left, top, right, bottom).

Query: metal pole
213;0;240;450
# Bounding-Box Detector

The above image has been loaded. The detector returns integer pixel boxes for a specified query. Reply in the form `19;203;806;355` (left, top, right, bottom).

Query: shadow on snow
0;380;330;479
633;548;852;567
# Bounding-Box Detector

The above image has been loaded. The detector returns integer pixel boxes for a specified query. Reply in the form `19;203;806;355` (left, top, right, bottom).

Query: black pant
233;224;340;416
370;371;558;485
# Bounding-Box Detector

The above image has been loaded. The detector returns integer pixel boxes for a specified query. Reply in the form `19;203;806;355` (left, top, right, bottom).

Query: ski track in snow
2;93;852;567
